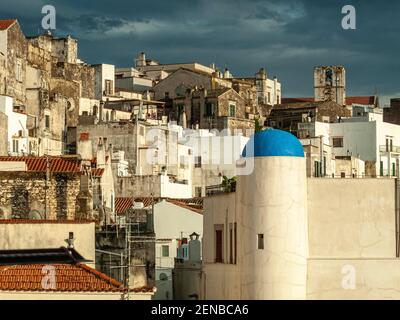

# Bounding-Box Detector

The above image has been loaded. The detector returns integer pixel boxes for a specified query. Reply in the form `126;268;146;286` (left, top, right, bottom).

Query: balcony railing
379;145;400;153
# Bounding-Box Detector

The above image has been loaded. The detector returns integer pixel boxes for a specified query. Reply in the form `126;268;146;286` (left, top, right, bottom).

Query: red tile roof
281;96;377;106
115;197;203;215
115;197;159;214
345;96;376;105
166;199;203;214
281;97;315;104
0;263;123;292
91;168;105;178
0;220;95;224
0;156;81;173
0;19;16;31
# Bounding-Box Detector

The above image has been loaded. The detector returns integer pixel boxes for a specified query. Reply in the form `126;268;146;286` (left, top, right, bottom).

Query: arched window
93;105;98;117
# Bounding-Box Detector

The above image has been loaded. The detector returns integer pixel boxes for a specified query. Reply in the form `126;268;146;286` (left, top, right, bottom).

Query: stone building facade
0;156;93;220
0;20;27;106
314;66;346;106
0;19;96;157
172;87;255;135
267;101;350;137
383;98;400;125
0;171;80;220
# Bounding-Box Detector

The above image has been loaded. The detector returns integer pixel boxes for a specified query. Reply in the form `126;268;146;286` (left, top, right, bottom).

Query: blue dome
242;129;304;158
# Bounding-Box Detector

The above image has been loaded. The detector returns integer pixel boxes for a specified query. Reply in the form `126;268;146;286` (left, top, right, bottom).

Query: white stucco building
153;199;203;300
0;95;29;155
202;128;400;300
298;110;400;177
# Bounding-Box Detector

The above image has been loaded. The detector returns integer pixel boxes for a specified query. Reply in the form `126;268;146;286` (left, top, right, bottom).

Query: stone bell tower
314;66;346;106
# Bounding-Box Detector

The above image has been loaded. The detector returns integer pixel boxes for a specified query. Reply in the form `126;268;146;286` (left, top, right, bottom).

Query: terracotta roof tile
281;97;315;104
91;168;105;177
166;199;203;214
115;197;203;215
0;19;17;30
281;96;376;106
0;263;124;292
0;220;95;224
345;96;376;105
0;156;81;173
115;197;159;214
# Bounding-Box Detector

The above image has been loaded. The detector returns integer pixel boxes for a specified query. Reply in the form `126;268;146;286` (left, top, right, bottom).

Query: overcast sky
1;0;398;105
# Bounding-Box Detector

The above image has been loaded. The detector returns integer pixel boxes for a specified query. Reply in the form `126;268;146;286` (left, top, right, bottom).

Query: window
195;156;202;168
177;104;185;116
176;104;185;124
12;139;19;153
92;105;98;117
162;245;169;257
205;102;215;117
393;163;396;177
215;225;223;263
105;79;113;95
195;187;202;197
332;137;343;148
45;115;50;129
257;234;264;250
229;104;236;117
159;273;168;281
267;92;271;103
229;223;237;264
179;155;187;169
314;161;320;177
386;138;393;152
380;161;384;176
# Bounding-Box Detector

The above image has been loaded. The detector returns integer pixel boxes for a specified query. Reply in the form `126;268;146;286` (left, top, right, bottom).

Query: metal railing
379;145;400;153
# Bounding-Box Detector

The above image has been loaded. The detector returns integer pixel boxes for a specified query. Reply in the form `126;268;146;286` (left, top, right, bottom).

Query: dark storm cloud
1;0;399;104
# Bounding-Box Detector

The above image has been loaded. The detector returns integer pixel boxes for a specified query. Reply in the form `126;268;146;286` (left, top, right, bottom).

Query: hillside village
2;19;400;299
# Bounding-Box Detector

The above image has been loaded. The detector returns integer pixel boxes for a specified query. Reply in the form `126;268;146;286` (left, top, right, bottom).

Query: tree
221;176;236;193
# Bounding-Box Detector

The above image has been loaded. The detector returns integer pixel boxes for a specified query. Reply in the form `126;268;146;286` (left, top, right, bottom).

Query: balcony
379;145;400;153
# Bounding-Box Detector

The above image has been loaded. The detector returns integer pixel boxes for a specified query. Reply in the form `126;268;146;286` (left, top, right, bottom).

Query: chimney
136;52;146;67
66;232;75;249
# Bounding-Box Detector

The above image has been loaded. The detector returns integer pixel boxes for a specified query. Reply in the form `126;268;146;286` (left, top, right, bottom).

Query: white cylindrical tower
237;128;308;299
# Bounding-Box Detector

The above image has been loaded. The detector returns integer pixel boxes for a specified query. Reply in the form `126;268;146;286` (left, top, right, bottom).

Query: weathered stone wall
0;172;80;220
6;22;27;106
215;89;246;119
77;121;138;166
0;52;6;96
314;66;346;106
51;62;95;127
383;98;400;125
